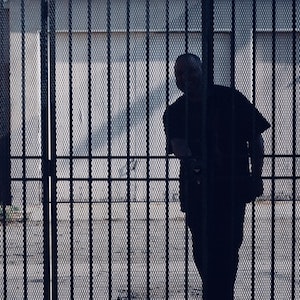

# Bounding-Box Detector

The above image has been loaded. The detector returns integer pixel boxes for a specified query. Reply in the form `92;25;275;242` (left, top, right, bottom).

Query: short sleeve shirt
163;85;271;208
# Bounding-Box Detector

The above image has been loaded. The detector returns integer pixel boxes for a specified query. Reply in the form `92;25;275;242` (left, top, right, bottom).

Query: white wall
8;0;300;203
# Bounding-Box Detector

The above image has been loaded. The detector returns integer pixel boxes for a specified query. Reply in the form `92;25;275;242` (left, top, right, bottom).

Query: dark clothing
163;85;270;211
163;85;270;300
187;199;246;300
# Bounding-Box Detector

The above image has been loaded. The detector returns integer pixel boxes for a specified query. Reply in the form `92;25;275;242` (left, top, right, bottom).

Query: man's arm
171;138;202;184
248;134;265;196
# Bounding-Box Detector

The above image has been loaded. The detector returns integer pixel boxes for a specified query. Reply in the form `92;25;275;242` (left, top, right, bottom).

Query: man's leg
187;202;246;300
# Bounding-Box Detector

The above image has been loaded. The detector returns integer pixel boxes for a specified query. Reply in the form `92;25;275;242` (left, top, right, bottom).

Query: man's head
174;53;203;98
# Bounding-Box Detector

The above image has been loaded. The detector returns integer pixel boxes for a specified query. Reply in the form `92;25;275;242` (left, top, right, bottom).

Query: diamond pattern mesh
2;0;299;299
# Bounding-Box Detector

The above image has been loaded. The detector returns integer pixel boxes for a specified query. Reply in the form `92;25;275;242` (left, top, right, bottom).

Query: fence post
201;0;214;293
0;6;11;206
40;1;51;299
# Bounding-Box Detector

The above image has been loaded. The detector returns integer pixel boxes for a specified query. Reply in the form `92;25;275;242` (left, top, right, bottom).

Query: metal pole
48;0;59;298
202;0;214;88
40;0;51;299
201;0;214;294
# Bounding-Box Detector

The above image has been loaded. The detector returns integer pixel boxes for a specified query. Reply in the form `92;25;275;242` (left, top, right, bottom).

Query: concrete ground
0;201;299;299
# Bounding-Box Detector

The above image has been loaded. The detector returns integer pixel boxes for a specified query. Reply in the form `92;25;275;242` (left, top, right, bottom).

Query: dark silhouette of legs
187;199;245;300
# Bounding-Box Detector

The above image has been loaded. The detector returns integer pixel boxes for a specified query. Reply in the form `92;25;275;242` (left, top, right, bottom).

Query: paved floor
1;201;299;299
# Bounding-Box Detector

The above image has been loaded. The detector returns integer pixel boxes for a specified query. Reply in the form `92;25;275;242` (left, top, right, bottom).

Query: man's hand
249;134;265;199
184;158;202;185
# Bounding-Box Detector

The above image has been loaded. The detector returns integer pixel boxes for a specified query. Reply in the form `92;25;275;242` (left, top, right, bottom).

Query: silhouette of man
163;53;270;300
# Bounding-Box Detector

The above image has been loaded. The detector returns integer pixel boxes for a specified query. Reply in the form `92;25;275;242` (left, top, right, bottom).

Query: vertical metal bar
184;1;189;298
126;0;132;297
270;0;276;298
145;0;151;298
68;0;75;297
106;0;113;298
40;0;51;299
164;0;170;297
87;1;94;298
184;0;189;54
48;0;58;299
2;204;7;300
48;0;57;298
291;0;297;298
251;0;257;299
230;0;235;89
201;0;214;298
0;6;8;299
229;2;237;295
21;1;28;298
0;5;11;208
202;0;214;87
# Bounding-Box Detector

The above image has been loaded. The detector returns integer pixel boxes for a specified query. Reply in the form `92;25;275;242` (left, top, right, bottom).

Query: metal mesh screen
1;0;299;299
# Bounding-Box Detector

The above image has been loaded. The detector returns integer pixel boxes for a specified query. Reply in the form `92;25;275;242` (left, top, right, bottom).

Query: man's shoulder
166;95;185;111
212;84;230;93
211;85;250;108
211;84;245;98
163;95;185;124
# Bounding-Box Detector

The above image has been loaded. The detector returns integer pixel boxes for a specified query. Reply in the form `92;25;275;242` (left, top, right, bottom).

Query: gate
1;0;300;299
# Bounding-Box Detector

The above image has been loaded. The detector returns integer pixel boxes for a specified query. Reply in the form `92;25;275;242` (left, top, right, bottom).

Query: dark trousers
186;197;246;300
